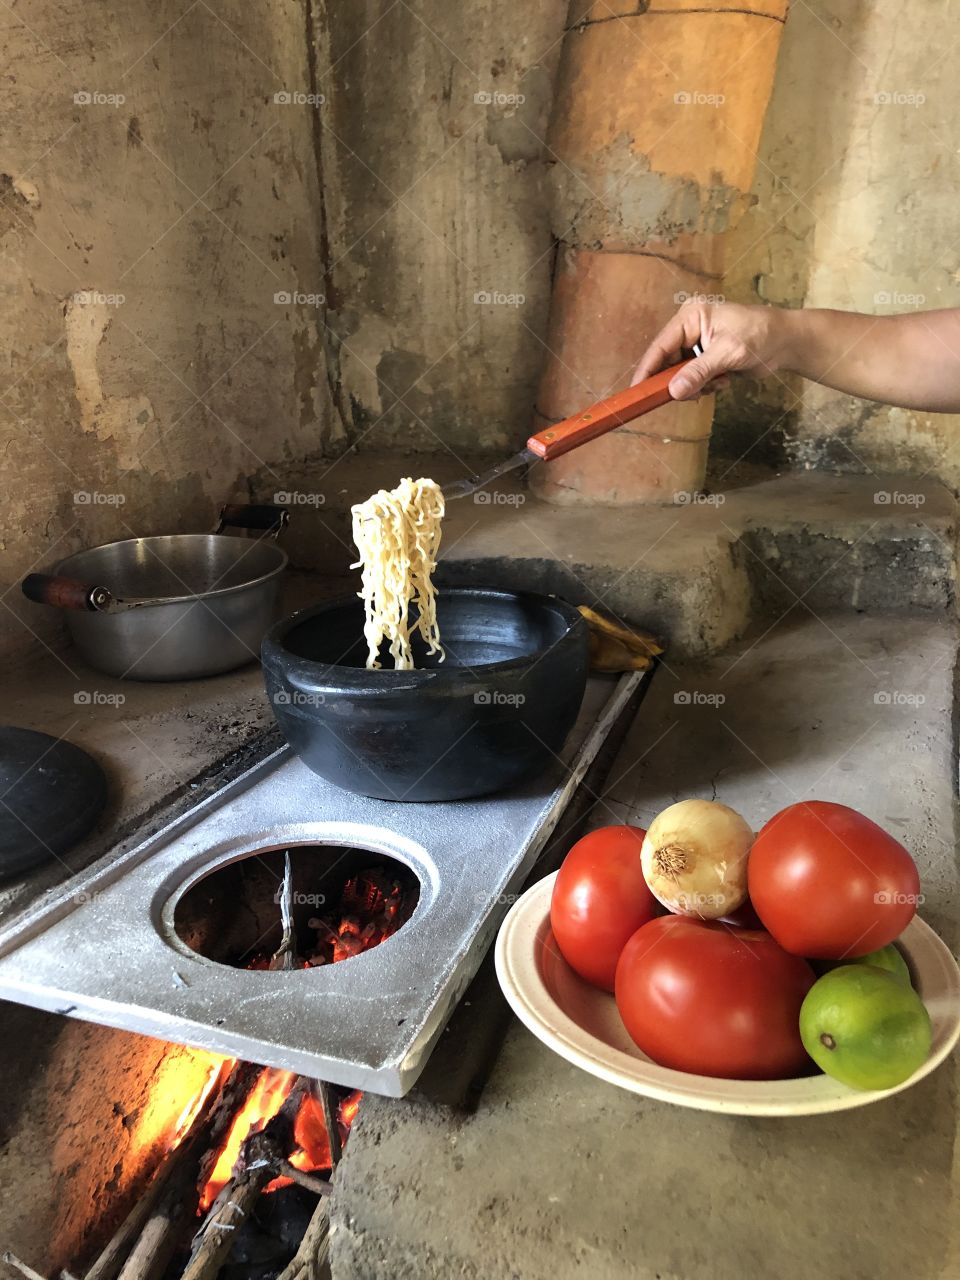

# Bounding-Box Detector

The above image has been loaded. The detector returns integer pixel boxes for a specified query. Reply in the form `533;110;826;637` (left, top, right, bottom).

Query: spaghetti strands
350;477;445;670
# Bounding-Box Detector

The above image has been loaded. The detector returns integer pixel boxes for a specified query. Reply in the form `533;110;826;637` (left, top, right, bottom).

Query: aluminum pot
22;505;289;681
261;587;590;802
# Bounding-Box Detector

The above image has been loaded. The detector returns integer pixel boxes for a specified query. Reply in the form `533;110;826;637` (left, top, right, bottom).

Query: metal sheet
0;673;644;1096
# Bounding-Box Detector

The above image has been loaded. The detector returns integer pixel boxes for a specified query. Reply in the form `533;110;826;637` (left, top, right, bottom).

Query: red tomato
748;801;920;959
615;917;815;1079
550;825;657;991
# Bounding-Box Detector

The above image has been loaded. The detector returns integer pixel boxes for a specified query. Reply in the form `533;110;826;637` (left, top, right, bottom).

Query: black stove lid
0;726;108;879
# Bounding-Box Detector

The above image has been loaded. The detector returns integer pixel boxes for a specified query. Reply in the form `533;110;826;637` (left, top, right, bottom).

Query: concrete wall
717;0;960;486
316;0;567;459
0;0;336;664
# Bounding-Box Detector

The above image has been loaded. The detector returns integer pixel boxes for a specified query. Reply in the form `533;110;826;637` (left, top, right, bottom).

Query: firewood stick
114;1059;261;1280
274;1161;331;1197
275;852;297;971
2;1252;51;1280
83;1055;237;1280
83;1050;228;1280
82;1165;170;1280
180;1078;310;1280
314;1080;341;1167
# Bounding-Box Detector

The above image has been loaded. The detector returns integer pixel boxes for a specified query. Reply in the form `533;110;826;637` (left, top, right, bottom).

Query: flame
200;1067;296;1210
196;1072;361;1211
341;1091;361;1126
170;1059;225;1151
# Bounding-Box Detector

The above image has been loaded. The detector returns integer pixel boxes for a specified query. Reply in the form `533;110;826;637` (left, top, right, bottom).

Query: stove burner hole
173;845;420;969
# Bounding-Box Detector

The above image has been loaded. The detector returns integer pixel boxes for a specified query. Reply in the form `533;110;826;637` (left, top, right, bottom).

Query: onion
640;799;752;920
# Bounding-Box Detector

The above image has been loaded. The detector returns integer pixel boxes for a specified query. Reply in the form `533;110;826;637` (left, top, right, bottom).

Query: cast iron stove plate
0;674;643;1095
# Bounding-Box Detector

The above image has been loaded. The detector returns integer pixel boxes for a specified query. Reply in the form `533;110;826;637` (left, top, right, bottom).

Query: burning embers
173;844;420;971
306;867;416;966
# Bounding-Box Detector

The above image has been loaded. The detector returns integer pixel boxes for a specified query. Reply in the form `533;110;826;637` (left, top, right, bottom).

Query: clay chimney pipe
532;0;790;505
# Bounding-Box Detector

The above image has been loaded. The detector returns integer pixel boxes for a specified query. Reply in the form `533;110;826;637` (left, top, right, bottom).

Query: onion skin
640;799;753;920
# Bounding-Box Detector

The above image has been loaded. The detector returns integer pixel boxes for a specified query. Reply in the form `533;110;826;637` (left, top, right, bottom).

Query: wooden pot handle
526;357;695;462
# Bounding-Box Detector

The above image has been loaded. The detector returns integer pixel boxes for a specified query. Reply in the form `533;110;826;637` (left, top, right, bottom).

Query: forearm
782;308;960;412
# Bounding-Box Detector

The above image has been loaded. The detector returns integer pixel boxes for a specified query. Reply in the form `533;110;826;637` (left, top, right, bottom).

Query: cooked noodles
350;476;445;670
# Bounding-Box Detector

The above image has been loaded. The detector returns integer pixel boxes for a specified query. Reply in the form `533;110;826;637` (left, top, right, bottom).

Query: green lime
818;943;912;987
800;965;932;1091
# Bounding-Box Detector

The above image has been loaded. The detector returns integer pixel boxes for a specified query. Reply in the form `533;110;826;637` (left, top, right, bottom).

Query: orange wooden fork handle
526;358;694;462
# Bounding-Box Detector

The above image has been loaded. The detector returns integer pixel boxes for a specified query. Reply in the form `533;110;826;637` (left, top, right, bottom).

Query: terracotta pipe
532;0;789;505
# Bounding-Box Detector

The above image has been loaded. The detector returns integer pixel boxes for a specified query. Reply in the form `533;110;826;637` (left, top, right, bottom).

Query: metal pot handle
214;503;289;539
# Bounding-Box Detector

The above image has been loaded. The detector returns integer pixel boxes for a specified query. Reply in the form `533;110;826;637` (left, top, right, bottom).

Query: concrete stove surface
0;673;642;1095
329;612;960;1280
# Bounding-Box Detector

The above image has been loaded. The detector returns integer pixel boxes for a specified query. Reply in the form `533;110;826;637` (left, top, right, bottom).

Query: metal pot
22;505;289;681
261;587;590;802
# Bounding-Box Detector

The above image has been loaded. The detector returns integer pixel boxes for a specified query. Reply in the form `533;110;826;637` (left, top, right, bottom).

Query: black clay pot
261;588;589;802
